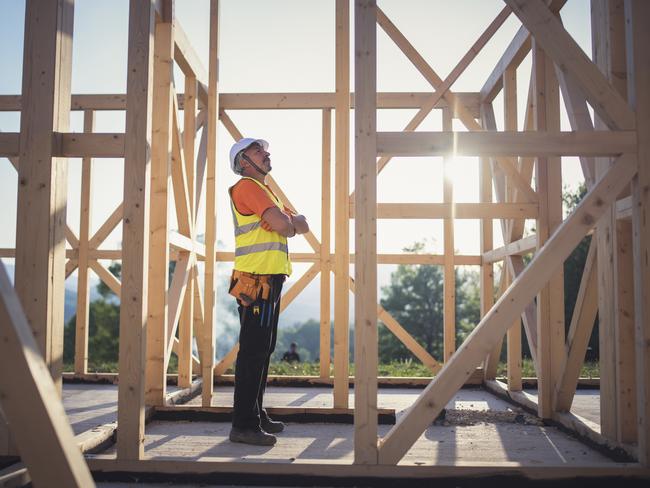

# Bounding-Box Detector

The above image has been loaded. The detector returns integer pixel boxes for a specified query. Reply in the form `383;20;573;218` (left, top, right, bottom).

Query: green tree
378;242;480;363
64;262;122;369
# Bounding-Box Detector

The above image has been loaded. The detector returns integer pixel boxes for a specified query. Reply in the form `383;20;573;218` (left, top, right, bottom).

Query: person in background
281;342;301;363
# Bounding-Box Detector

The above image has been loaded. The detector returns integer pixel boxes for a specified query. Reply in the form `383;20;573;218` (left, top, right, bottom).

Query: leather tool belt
228;269;272;306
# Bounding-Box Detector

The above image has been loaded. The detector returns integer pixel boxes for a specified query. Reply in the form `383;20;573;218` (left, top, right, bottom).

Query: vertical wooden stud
533;39;564;419
334;0;351;408
625;0;650;466
320;108;332;378
146;2;174;406
442;108;455;362
15;0;74;392
354;0;378;465
117;0;155;460
203;0;220;406
75;110;95;375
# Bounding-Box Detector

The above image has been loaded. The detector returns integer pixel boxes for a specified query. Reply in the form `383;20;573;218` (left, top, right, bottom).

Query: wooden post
320;108;332;378
203;0;220;406
15;0;74;392
75;110;94;374
354;0;378;465
334;0;351;408
0;263;95;487
442;107;455;362
178;75;197;389
533;40;564;419
625;0;650;466
503;66;522;391
117;0;155;460
592;0;626;440
479;154;495;377
146;1;174;406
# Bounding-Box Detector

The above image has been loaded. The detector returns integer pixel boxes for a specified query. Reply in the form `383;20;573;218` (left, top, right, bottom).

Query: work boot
261;417;285;434
229;427;277;446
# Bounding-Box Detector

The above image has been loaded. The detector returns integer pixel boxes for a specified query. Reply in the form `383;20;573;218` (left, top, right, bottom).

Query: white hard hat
229;138;269;174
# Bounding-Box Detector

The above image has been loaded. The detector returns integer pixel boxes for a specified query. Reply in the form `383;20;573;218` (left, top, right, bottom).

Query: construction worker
227;137;309;446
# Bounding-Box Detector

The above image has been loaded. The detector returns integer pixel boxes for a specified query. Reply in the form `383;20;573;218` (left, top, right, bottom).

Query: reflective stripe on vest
229;177;292;276
235;241;289;257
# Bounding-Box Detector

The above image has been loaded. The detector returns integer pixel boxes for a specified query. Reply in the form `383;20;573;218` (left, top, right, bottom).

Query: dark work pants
232;274;284;430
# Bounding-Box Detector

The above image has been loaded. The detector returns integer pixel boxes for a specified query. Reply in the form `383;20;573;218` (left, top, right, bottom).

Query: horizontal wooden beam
0;133;19;157
377;131;636;157
350;202;538;220
482;235;536;263
58;133;125;158
86;457;650;479
2;133;125;158
0;92;480;114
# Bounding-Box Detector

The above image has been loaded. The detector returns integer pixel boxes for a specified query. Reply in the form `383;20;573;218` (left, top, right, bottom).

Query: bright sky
0;1;592;292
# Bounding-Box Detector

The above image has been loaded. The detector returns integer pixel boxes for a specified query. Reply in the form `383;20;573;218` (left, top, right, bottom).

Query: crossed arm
261;207;309;237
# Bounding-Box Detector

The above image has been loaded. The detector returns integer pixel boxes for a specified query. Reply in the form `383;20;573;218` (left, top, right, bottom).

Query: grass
64;358;601;378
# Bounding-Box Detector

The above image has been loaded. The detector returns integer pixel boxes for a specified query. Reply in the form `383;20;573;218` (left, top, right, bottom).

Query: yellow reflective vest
229;177;292;276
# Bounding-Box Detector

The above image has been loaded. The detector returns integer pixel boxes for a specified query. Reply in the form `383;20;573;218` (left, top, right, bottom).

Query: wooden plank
75;110;95;375
615;219;637;443
351;203;538;220
334;0;351;410
178;263;195;388
216;92;480;113
479;155;495;381
0;132;19;157
202;0;220;406
179;75;197;390
504;66;522;392
88;203;123;249
533;40;564;420
320;109;332;379
377;153;637;464
0;263;95;487
376;130;636;157
166;253;192;362
504;0;634;130
374;5;480;130
626;0;650;466
117;0;155;460
354;0;378;464
554;239;598;411
65;259;78;278
442;108;455;363
481;26;530;103
171;93;193;236
482;235;536;263
279;263;320;314
370;5;511;181
0;91;481;113
86;456;650;479
483;265;507;380
145;12;174;407
347;277;440;374
15;0;73;392
88;260;122;296
555;70;596;187
592;0;621;441
173;21;208;87
59;133;125;158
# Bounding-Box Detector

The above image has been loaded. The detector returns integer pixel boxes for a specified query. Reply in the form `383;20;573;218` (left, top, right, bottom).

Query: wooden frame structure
1;0;649;481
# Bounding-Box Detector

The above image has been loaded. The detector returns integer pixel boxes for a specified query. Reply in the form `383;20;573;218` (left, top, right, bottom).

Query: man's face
243;142;271;174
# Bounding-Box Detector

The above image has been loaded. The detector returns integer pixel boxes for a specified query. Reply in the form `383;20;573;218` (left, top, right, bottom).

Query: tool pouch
229;270;260;306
